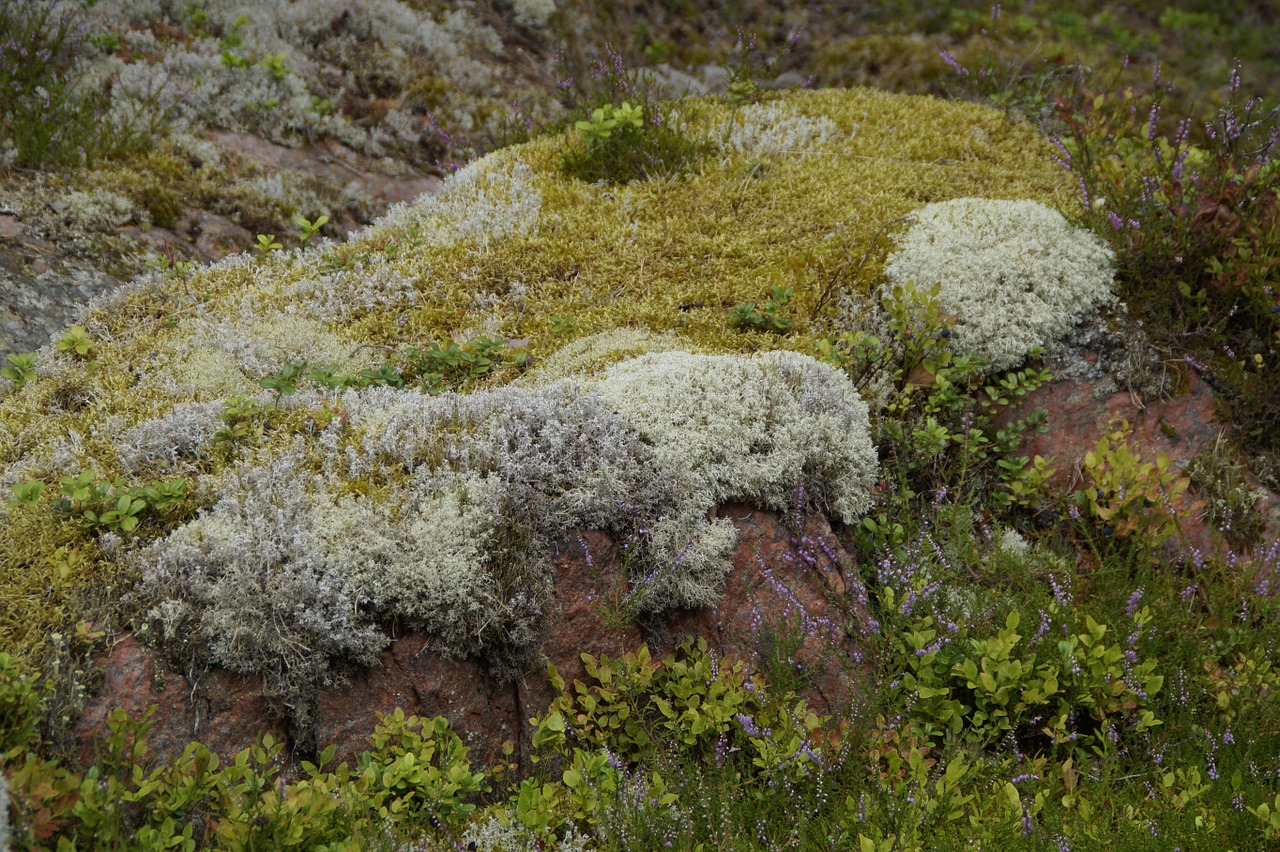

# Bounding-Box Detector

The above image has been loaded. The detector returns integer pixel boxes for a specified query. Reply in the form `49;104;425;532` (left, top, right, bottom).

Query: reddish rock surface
76;636;284;767
208;130;441;222
1015;368;1280;556
661;504;872;716
315;635;519;770
77;506;873;774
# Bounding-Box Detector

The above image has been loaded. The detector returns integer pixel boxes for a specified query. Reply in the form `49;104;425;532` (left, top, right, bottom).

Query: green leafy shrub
53;326;96;360
828;282;1051;505
3;704;489;849
531;639;827;779
0;353;37;391
213;395;275;446
891;608;1162;756
50;471;188;535
358;709;487;832
0;653;41;759
731;285;795;334
256;338;526;402
1074;420;1193;555
557;45;705;184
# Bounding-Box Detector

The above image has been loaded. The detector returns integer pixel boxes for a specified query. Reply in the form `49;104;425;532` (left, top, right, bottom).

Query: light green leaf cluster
882;198;1116;371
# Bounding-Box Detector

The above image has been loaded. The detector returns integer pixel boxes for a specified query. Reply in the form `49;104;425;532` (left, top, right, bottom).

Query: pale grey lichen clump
115;400;228;474
81;0;509;153
374;157;542;249
716;101;843;158
882;198;1116;372
134;349;878;711
593;351;877;525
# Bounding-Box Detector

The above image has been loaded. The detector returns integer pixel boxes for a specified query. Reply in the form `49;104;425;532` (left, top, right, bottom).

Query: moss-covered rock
0;86;1081;719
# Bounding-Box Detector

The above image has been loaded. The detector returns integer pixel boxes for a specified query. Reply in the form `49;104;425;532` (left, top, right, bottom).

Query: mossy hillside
0;87;1075;706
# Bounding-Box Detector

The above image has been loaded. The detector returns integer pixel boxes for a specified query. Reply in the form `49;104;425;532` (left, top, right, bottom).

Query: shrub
560;98;705;184
1073;420;1193;557
556;44;706;184
892;608;1163;756
0;0;169;167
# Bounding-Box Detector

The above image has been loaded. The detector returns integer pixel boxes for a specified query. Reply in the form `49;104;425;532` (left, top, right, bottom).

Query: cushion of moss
0;86;1074;662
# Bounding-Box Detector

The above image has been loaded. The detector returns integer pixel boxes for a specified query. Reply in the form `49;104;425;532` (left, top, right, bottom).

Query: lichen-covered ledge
77;503;869;772
1;86;1094;758
123;350;877;728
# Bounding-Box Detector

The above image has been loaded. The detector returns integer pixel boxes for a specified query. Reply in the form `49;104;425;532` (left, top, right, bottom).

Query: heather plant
0;0;171;167
557;44;706;184
1043;60;1280;458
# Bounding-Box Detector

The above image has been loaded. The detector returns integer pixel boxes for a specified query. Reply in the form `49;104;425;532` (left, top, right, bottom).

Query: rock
75;636;283;767
659;504;872;717
1015;366;1280;558
0;251;121;354
77;506;872;774
314;634;519;770
208;131;441;218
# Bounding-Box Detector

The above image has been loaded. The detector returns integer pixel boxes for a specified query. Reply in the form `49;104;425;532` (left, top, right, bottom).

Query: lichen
882;197;1116;371
714;101;842;158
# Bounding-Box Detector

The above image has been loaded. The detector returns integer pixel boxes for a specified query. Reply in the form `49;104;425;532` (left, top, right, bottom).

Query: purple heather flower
938;48;968;76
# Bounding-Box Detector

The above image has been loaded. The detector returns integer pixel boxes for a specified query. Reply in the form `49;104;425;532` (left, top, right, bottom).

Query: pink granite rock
76;506;874;774
75;636;283;767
